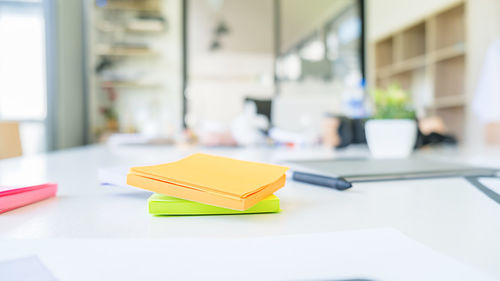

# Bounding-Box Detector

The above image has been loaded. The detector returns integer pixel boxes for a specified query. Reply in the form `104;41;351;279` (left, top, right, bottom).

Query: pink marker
0;183;58;214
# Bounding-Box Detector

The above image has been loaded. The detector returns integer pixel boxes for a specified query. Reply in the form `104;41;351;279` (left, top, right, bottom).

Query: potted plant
100;106;119;132
101;83;119;132
365;84;417;158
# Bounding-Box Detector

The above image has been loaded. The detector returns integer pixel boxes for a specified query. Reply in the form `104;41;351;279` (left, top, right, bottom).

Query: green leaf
370;84;415;119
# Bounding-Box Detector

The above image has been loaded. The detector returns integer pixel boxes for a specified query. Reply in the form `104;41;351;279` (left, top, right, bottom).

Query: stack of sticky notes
127;153;288;215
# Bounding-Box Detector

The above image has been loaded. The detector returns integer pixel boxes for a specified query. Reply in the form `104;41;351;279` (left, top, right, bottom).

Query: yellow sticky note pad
127;153;288;210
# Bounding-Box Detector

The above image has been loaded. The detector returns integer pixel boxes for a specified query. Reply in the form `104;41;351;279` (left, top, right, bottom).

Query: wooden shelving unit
433;95;466;109
401;22;426;60
372;1;466;140
375;37;394;69
434;4;465;51
86;0;183;141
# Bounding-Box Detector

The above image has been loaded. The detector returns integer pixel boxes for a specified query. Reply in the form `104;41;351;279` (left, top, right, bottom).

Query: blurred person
322;115;456;149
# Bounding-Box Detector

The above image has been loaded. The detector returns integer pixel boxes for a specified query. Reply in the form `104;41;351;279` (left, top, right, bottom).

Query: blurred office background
1;0;500;157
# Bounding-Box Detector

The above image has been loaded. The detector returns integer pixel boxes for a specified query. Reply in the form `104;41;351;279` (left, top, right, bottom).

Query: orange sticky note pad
127;153;288;210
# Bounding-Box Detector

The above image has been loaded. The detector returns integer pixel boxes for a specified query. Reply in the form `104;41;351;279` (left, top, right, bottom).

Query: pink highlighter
0;183;57;214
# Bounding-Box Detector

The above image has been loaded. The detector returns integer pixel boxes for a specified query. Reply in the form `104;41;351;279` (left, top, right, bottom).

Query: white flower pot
365;119;417;159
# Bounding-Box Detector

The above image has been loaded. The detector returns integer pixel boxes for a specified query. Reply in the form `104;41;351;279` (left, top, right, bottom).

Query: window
0;0;47;154
276;0;364;85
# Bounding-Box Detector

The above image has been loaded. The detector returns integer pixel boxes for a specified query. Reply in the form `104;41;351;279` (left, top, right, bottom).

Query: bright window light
0;2;47;154
299;40;325;61
0;5;46;120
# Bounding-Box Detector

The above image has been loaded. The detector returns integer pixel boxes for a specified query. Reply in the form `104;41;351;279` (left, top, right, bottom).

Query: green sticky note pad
148;194;280;216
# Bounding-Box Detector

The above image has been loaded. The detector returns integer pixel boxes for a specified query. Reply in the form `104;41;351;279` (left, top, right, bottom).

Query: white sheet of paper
0;256;57;281
0;228;496;281
98;166;130;188
479;177;500;196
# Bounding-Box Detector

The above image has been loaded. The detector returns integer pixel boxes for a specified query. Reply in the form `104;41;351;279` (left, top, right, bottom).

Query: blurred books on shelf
88;0;181;143
96;0;162;13
127;18;165;32
96;44;158;56
97;18;165;33
100;81;162;89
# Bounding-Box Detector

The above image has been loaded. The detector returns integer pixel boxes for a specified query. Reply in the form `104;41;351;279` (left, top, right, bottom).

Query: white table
1;144;499;280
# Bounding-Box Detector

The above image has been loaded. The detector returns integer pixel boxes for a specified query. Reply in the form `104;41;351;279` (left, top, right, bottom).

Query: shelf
429;44;465;63
126;26;164;33
99;6;161;13
97;49;160;57
375;37;394;69
377;44;465;79
101;81;162;89
96;24;165;34
434;55;465;98
433;95;465;109
434;3;465;50
435;106;465;140
96;24;122;33
377;55;426;78
96;0;161;13
401;22;426;60
377;69;416;90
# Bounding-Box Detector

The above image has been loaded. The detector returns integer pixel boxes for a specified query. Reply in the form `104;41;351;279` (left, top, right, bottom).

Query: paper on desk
98;166;132;189
0;256;57;281
0;228;496;281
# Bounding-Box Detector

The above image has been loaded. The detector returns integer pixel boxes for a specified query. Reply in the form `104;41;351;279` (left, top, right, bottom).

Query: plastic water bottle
343;79;368;118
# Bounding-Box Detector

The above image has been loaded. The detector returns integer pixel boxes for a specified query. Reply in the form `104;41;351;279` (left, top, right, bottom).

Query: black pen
292;171;352;190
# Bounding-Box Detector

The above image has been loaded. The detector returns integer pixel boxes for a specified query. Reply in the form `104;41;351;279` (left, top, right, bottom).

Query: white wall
188;0;274;79
186;0;275;129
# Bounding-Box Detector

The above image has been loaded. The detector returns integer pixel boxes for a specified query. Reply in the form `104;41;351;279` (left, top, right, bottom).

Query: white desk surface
0;144;499;279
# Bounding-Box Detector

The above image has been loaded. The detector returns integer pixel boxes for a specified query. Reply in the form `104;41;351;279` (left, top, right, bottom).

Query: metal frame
181;0;188;128
43;0;57;150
